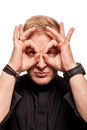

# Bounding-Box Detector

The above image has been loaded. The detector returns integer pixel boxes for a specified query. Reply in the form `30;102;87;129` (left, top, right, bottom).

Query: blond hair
23;15;60;33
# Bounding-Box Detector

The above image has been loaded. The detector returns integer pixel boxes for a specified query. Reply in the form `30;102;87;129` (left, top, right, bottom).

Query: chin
32;77;52;85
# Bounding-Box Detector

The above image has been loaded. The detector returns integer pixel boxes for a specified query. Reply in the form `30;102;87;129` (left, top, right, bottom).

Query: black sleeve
0;111;12;130
0;90;22;130
64;92;87;128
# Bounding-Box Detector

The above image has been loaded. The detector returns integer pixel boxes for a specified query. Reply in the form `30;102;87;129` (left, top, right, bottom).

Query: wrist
3;64;19;79
64;63;77;71
63;62;86;80
8;62;21;73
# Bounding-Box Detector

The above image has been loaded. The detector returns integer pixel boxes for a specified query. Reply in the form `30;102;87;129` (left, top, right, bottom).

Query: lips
35;72;48;77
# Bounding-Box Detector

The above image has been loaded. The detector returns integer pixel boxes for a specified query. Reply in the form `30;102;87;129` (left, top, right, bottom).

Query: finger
29;53;40;67
25;40;39;52
13;26;19;41
43;54;56;67
66;27;75;41
43;40;57;53
19;24;23;37
60;22;65;38
34;53;40;62
45;31;57;40
46;26;64;42
20;27;36;41
43;54;50;63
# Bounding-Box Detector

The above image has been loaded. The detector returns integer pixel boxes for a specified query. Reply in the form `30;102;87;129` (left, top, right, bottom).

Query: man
0;15;87;130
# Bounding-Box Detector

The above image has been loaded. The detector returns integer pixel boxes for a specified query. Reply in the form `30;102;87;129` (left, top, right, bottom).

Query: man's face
27;33;57;85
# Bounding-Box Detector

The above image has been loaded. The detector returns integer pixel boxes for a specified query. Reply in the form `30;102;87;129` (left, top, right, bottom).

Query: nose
36;53;47;69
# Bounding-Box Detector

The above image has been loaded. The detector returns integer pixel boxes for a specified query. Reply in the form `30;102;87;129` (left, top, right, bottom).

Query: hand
43;22;76;71
8;25;39;73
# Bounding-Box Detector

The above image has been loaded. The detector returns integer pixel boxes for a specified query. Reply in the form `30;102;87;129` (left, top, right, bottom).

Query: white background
0;0;87;77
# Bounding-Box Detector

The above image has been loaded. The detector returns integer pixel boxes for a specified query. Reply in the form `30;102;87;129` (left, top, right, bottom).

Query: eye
26;49;36;57
47;50;58;57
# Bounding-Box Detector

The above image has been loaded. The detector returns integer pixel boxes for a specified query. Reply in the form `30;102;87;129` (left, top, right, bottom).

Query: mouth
35;72;48;78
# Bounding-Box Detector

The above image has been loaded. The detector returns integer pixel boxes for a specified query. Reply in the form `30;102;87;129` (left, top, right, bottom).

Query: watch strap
63;63;86;80
3;64;19;79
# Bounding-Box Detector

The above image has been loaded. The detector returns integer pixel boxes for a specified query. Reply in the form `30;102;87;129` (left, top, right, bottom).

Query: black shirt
0;74;87;130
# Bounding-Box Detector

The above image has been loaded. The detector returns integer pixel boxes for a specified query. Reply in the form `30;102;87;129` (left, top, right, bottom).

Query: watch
3;64;19;79
63;62;86;80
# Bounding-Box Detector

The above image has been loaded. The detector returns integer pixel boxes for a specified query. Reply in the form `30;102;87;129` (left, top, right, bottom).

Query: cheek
48;65;57;73
27;67;35;77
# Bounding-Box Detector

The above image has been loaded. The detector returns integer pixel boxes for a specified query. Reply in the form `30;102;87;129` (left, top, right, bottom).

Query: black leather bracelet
63;62;86;80
3;64;19;79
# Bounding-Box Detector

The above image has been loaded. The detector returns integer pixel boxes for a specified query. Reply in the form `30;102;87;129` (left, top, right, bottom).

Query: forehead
30;33;51;51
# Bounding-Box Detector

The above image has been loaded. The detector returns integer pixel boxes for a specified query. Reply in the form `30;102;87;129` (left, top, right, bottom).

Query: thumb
43;54;51;64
